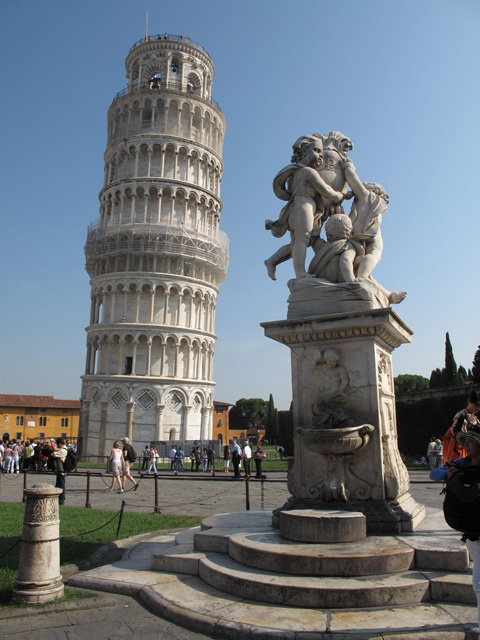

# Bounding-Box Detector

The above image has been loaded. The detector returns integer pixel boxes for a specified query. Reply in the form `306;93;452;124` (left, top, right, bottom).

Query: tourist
23;441;34;470
107;441;124;492
194;446;201;472
10;441;20;473
147;446;158;474
231;440;242;478
434;439;444;467
426;437;437;470
202;447;208;472
442;390;480;464
223;444;231;473
190;447;196;472
175;446;184;474
169;445;177;471
432;422;480;630
121;437;139;491
51;438;67;505
3;441;13;473
243;441;252;478
253;444;267;479
141;444;150;470
206;444;215;472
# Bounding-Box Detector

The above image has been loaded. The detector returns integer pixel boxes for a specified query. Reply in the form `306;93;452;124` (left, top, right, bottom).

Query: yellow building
212;401;265;445
0;395;80;443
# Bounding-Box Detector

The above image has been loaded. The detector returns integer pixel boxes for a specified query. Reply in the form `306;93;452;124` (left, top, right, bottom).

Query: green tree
394;374;429;393
429;368;443;389
265;394;277;443
443;332;458;386
472;346;480;383
457;365;468;385
229;398;267;430
277;410;294;456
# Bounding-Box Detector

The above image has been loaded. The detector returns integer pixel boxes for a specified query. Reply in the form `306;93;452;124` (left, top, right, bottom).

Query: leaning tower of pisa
79;34;229;457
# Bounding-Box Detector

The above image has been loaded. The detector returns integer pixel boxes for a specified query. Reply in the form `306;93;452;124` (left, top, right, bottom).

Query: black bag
126;445;137;463
443;464;480;536
63;450;78;473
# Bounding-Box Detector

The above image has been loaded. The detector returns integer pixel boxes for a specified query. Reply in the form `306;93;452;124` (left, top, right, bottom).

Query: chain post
245;476;250;511
85;471;92;509
154;473;161;513
116;500;126;539
22;469;28;503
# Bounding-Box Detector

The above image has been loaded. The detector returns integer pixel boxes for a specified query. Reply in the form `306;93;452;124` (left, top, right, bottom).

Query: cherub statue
308;214;407;304
342;158;388;278
265;135;344;280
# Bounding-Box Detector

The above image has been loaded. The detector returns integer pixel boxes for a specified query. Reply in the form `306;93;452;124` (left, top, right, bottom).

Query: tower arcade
79;34;229;457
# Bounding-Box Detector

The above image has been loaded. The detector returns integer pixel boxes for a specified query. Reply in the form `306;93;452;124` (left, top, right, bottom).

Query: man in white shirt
169;445;177;472
243;441;252;478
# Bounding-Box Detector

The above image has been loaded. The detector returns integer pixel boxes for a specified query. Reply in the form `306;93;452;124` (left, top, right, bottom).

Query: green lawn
0;503;201;606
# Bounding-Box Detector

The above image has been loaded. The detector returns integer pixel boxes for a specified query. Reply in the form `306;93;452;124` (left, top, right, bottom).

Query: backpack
63;450;78;473
127;446;137;463
443;464;480;536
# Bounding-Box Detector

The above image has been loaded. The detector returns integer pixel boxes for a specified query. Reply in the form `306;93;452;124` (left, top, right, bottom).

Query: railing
129;34;211;58
112;80;222;113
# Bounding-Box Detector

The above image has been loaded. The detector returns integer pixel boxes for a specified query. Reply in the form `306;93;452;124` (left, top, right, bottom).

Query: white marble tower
79;34;229;457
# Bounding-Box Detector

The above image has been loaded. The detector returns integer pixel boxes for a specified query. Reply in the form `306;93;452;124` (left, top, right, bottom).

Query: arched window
149;73;162;89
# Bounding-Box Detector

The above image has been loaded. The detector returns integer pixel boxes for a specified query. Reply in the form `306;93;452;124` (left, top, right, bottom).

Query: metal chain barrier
0;502;127;561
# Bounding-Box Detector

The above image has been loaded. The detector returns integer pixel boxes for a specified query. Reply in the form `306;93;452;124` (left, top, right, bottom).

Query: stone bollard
13;483;64;603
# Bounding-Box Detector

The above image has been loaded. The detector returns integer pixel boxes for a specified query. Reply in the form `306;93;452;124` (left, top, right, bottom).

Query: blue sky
1;0;479;410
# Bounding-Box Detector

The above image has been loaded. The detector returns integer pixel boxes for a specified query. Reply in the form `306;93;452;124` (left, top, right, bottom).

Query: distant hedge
396;395;467;455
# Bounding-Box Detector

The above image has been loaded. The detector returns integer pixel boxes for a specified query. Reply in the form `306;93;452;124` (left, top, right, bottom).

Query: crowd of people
0;438;77;473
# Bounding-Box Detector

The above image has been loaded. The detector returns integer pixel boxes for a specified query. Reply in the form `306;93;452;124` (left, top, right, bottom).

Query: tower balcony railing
129;34;211;58
85;221;229;268
112;81;222;113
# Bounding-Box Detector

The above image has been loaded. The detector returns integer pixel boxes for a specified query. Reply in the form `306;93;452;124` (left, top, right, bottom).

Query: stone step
69;569;478;639
279;509;366;543
228;531;414;576
198;553;431;608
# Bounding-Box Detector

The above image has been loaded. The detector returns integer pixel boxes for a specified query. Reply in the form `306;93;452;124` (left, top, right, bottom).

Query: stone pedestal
261;307;425;534
13;483;64;603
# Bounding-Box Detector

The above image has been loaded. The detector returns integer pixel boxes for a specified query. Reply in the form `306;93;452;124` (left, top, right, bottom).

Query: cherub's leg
264;244;292;281
369;277;407;305
291;232;311;279
356;235;383;278
338;248;357;282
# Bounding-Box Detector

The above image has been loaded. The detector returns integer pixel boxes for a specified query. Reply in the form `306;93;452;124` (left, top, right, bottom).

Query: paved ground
0;468;449;639
0;467;443;516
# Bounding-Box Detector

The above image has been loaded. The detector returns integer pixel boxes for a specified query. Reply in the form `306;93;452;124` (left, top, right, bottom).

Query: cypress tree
472;346;480;383
265;394;276;443
444;332;458;386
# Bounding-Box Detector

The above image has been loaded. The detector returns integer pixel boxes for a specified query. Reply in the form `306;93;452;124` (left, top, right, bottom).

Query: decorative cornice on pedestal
261;308;412;352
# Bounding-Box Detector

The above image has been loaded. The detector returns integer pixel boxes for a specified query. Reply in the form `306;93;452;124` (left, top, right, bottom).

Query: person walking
147;447;158;474
194;446;201;472
121;437;139;491
107;441;125;492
